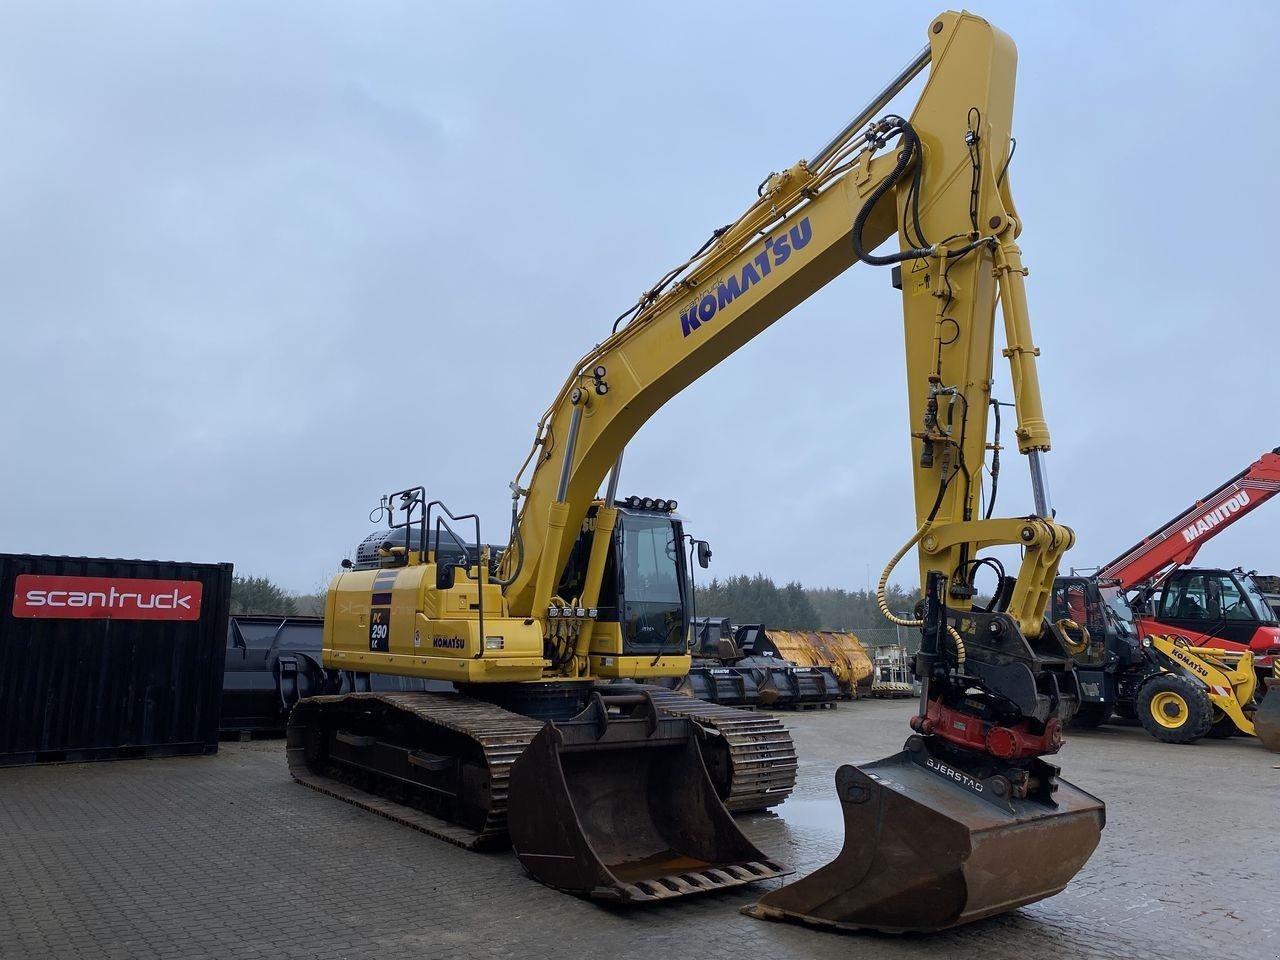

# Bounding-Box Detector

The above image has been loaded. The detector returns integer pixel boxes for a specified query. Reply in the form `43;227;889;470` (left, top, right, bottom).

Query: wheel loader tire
1137;674;1213;744
1070;702;1111;729
1207;712;1238;739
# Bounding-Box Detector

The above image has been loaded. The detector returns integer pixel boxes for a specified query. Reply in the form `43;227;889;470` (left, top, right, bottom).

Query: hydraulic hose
851;116;994;268
493;499;524;589
852;117;925;266
877;522;967;667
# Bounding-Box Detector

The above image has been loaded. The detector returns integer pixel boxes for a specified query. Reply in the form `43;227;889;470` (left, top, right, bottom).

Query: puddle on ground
773;796;845;834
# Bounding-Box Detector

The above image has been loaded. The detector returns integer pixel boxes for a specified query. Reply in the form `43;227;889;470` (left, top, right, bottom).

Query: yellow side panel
588;621;625;655
322;563;546;683
589;654;691;680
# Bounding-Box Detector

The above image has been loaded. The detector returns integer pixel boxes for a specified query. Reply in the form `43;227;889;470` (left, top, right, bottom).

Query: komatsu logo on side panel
1170;646;1211;679
1181;490;1250;544
679;218;812;338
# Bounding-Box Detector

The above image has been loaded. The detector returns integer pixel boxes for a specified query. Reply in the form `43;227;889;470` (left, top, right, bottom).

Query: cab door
1156;571;1256;649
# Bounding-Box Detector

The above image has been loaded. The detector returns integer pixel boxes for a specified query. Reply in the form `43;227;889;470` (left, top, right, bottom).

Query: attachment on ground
507;688;791;903
743;735;1104;933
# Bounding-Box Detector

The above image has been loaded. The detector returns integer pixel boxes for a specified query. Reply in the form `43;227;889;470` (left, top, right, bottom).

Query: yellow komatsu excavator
289;10;1106;932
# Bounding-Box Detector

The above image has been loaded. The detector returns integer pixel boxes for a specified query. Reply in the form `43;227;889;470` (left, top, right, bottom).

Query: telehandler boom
289;10;1104;932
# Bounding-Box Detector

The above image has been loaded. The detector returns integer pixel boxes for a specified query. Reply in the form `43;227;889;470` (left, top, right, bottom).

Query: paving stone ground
0;699;1275;960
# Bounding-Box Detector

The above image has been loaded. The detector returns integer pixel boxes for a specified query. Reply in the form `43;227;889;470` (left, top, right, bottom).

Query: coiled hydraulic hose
877;521;967;668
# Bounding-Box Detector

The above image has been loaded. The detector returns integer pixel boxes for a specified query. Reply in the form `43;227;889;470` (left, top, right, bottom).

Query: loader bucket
507;690;791;903
1255;683;1280;751
745;738;1105;933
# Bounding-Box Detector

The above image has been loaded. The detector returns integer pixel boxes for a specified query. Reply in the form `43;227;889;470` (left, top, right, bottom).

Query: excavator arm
500;11;1070;644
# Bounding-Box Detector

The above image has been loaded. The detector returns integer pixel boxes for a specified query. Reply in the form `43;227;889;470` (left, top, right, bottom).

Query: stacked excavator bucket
736;626;872;700
679;664;761;707
507;689;791;901
803;630;874;697
745;738;1106;933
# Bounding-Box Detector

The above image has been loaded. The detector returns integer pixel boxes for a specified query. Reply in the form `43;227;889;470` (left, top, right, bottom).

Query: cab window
1220;577;1251;620
1159;574;1208;620
620;515;680;602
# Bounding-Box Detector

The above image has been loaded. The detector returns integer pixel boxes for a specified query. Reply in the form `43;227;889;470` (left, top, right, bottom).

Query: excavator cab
551;500;696;675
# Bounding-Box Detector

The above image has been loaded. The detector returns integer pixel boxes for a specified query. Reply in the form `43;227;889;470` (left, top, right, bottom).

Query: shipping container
0;554;233;765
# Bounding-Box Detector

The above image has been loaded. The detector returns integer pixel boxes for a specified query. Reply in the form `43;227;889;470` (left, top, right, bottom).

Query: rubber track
644;688;798;812
286;692;542;850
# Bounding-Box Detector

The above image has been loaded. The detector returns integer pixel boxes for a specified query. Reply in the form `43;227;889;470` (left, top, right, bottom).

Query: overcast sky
2;1;1278;596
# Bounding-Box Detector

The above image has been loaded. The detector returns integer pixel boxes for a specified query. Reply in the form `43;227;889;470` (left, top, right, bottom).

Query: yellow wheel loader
290;10;1107;933
1137;636;1262;744
1051;577;1279;748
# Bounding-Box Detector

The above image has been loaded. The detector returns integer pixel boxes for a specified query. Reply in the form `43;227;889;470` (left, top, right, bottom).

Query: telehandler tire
1069;702;1111;729
1137;674;1213;744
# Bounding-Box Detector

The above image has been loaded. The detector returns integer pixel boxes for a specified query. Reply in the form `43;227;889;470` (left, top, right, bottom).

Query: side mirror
696;540;713;569
340;558;353;569
437;562;457;590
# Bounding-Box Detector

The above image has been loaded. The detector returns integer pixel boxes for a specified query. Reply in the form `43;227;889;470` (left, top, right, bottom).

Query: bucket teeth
609;861;791;902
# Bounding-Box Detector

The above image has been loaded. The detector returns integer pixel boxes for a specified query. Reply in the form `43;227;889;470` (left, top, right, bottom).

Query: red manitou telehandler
1052;449;1280;747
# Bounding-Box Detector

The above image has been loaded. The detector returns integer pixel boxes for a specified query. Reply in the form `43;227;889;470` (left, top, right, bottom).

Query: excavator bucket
507;689;792;903
1255;681;1280;751
745;739;1105;933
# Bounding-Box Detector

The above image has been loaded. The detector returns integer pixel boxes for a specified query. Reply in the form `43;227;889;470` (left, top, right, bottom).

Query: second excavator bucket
507;689;792;903
1254;681;1280;751
745;737;1105;933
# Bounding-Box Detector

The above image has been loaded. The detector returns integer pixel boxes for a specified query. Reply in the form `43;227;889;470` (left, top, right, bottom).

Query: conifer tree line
230;572;922;637
230;575;325;616
691;573;921;633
